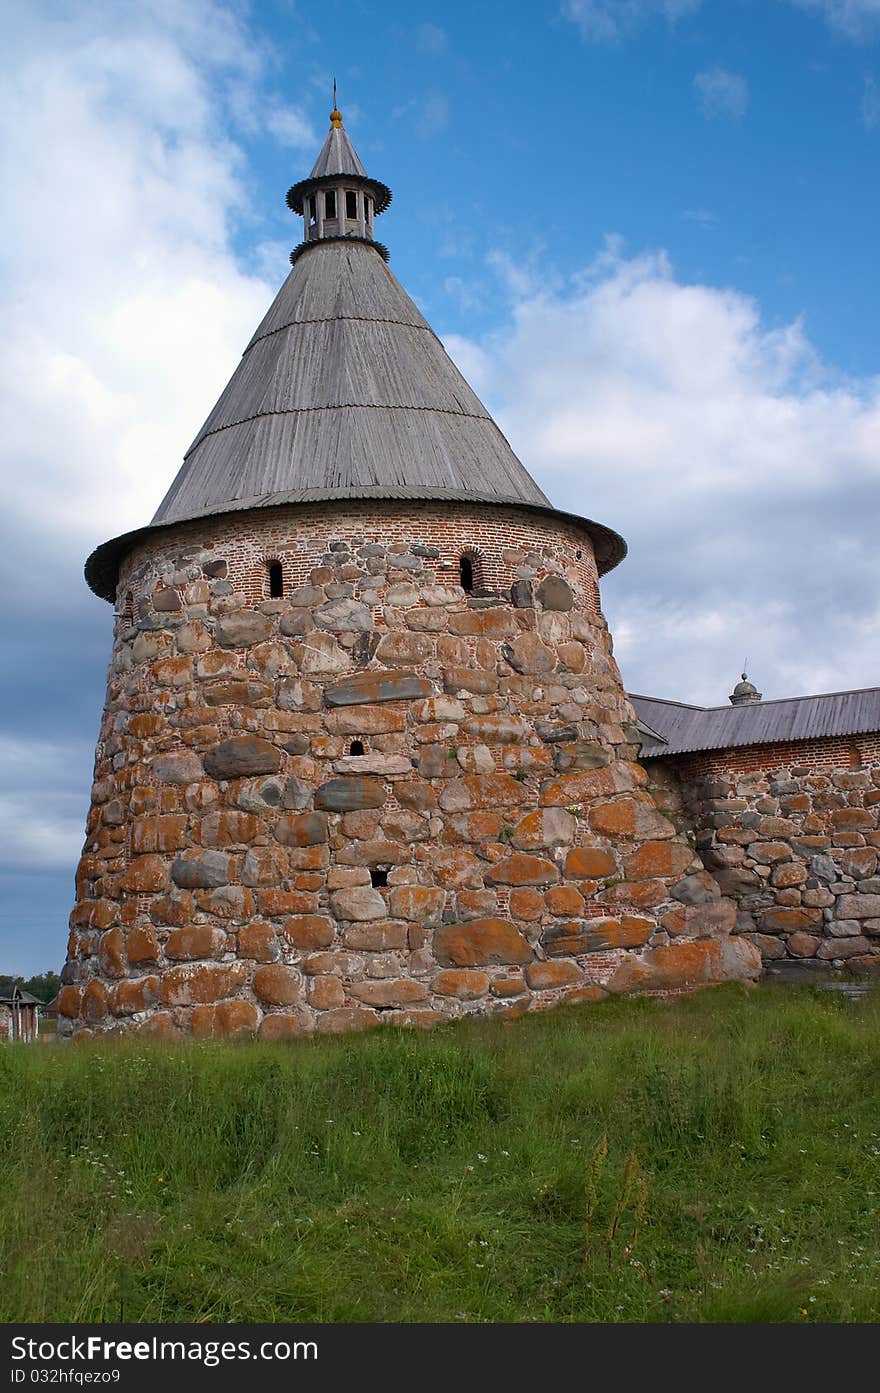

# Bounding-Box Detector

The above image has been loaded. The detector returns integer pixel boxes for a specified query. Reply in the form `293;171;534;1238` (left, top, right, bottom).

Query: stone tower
59;108;759;1038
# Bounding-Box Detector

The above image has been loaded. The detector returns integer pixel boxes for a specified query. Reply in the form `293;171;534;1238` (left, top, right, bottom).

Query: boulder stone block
836;894;880;920
348;979;429;1007
192;1000;260;1039
607;936;761;994
758;906;823;934
388;885;446;924
151;751;205;784
259;1011;313;1039
160;961;247;1006
315;1006;380;1034
324;671;435;706
253;964;302;1006
623;841;693;880
204;736;282;780
171;850;231;890
488;854;559;886
216;610;274;647
330;887;387;921
81;979;109;1022
238;920;279;961
502;632;555;674
510;808;576;851
433;918;534;967
525;960;582;990
119;855;170;894
565;846;616;879
275;811;329;847
125;925;159;965
165;924;225;961
433;969;490;999
109;976;160;1016
315;777;387;812
536;575;574;611
281;915;335;950
588;794;674;840
543;915;653;956
343;920;408;950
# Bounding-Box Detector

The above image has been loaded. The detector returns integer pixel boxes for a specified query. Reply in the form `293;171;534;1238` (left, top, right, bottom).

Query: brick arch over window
458;548;486;595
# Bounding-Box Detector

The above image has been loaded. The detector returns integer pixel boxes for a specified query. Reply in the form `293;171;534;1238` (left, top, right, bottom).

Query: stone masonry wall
60;502;759;1039
645;737;880;977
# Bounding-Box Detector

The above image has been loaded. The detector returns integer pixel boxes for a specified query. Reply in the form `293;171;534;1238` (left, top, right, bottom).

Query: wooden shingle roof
83;120;627;600
152;241;555;527
630;687;880;757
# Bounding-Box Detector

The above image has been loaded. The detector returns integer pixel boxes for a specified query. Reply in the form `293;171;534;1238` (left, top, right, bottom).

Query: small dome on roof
730;672;762;706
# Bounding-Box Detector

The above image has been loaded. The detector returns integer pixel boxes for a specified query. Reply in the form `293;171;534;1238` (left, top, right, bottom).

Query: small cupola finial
330;78;342;128
286;88;392;266
729;662;762;706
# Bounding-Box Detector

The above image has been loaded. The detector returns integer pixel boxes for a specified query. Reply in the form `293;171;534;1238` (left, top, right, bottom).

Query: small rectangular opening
324;190;336;219
346;190;358;219
370;868;389;888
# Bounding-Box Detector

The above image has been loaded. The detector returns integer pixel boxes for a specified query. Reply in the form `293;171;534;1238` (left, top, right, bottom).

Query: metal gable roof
630;687;880;757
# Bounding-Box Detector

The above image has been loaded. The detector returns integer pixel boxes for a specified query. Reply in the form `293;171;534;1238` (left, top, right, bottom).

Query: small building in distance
0;989;43;1043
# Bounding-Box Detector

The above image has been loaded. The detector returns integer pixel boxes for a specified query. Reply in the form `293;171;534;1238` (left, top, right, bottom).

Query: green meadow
2;983;878;1323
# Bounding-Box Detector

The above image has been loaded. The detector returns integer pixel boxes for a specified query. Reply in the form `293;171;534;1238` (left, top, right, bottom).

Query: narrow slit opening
459;555;474;593
268;560;283;598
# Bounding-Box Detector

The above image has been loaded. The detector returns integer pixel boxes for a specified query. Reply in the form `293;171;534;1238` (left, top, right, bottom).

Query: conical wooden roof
151;240;554;527
84;119;626;600
309;121;366;178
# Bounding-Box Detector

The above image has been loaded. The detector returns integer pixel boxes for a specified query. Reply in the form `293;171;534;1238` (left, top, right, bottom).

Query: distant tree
0;971;61;1002
24;972;62;1002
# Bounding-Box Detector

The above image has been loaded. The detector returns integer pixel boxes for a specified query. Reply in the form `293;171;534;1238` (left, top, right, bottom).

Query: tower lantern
286;103;392;263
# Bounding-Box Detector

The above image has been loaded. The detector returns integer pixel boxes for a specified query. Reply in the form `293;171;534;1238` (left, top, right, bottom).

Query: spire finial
330;79;342;128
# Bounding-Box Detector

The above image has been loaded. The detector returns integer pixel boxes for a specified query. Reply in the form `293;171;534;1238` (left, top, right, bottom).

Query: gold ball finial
330;107;343;129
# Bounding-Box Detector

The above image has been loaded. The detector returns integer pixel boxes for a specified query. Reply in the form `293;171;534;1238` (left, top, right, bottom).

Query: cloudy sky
2;0;879;974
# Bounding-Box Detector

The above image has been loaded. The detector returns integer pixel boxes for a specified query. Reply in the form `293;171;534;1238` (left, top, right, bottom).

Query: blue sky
1;0;879;974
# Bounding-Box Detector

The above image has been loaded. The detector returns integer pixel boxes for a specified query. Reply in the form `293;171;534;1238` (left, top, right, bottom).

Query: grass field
2;983;879;1323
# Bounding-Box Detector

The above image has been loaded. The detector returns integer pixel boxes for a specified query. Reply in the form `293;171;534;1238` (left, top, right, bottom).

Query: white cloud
445;239;880;704
418;92;450;137
0;0;280;550
416;22;448;54
265;103;318;149
561;0;701;42
694;66;750;119
682;208;720;227
790;0;880;40
392;91;449;138
443;276;485;313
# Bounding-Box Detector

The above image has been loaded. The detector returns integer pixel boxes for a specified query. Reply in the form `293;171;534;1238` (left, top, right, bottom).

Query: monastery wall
645;738;880;975
59;501;759;1039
